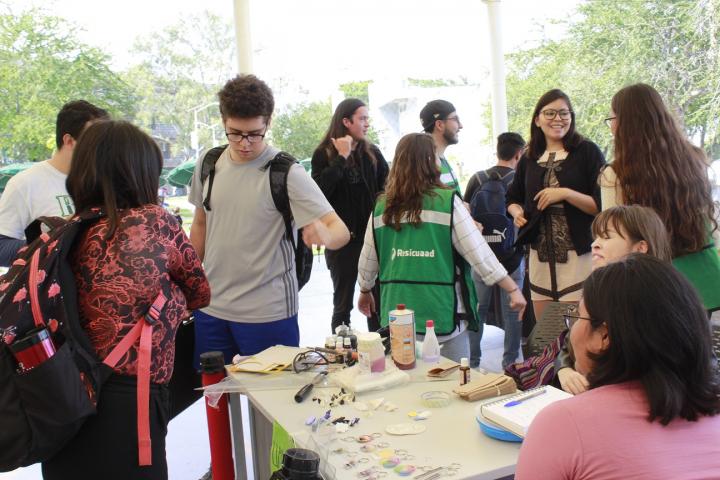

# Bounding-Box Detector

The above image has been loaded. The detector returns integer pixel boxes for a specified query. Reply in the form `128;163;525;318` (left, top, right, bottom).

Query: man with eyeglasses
420;99;463;193
189;75;350;363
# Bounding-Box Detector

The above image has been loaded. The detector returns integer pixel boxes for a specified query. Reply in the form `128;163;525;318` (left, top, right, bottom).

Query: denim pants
469;258;525;368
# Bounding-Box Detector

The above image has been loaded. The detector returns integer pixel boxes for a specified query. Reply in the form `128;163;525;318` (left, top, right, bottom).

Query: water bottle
421;319;440;364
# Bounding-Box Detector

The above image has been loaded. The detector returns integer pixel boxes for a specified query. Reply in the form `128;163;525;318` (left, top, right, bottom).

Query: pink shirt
516;382;720;480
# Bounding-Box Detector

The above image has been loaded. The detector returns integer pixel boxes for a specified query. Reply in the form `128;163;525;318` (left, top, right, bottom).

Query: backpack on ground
469;169;518;270
0;212;165;471
200;146;313;290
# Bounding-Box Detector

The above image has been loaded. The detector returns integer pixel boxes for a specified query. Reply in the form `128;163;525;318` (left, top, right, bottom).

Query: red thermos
200;351;234;480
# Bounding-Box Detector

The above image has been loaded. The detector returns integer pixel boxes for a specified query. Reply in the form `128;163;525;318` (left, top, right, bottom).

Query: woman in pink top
516;254;720;479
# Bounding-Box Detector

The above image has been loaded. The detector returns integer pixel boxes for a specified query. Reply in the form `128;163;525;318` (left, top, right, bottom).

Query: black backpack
469;168;521;272
200;146;313;290
0;212;164;470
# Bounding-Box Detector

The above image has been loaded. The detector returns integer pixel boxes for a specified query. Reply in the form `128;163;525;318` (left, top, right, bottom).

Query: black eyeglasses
563;312;593;329
444;115;461;123
540;109;572;120
604;116;616;128
225;128;266;144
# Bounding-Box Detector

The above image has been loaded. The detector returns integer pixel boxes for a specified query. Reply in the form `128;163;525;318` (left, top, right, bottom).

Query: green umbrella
167;158;197;188
165;156;310;189
159;166;174;188
0;162;35;193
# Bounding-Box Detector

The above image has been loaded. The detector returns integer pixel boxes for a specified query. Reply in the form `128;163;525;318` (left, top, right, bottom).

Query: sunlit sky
6;0;578;90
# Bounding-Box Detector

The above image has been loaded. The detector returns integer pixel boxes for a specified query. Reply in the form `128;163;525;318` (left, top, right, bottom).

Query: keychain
357;467;387;478
343;432;381;443
344;457;369;469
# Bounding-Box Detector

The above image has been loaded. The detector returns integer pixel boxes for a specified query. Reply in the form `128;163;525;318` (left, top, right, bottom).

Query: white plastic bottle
421;319;441;364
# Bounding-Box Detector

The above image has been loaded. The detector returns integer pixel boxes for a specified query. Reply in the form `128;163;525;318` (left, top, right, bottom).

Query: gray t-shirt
189;145;333;322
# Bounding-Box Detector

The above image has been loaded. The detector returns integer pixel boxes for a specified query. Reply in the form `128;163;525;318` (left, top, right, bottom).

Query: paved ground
0;255;511;480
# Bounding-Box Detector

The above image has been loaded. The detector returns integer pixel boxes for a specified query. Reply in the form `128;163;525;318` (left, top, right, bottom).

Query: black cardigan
311;144;389;243
506;140;606;255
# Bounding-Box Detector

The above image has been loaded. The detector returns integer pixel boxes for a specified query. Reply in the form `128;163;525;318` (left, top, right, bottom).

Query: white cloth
0;161;74;240
189;145;333;323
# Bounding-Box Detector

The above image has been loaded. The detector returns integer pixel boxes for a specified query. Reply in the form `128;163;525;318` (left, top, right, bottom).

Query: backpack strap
265;152;299;247
200;145;228;212
24;216;68;244
102;292;167;466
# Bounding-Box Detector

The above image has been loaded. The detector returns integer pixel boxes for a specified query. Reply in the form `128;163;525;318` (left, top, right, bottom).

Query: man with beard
419;99;463;192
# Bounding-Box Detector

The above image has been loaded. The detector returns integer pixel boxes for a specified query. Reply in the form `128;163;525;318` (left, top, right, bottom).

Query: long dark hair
526;89;584;160
317;98;377;167
67;120;162;238
610;83;717;256
382;133;447;230
582;253;720;424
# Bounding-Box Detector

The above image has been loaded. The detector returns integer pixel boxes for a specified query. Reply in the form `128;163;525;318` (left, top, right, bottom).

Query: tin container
9;327;56;373
388;304;416;370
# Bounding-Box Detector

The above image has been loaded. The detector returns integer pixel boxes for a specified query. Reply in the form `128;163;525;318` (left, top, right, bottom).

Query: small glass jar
357;332;386;373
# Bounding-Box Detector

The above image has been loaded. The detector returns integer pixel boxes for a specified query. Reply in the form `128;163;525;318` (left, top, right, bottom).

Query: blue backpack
469;169;516;264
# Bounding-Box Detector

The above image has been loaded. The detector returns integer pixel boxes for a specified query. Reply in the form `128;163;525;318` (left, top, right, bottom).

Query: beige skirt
528;248;591;302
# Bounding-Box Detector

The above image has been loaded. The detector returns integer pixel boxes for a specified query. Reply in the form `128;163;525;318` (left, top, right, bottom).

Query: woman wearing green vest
600;83;720;313
357;133;526;363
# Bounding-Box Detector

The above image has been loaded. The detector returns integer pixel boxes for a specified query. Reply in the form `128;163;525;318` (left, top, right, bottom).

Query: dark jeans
42;375;170;480
325;242;381;333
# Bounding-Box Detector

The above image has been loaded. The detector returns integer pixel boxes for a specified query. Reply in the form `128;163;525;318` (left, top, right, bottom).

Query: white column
233;0;253;74
483;0;508;137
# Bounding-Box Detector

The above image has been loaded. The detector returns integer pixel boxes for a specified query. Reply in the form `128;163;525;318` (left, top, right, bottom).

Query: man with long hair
312;98;389;332
0;100;108;266
189;75;349;363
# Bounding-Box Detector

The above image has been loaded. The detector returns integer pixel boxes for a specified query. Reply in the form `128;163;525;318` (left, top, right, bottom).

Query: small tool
294;371;327;403
504;388;547;407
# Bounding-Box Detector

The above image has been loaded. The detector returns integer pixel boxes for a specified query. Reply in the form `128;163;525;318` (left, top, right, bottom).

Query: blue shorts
193;310;300;367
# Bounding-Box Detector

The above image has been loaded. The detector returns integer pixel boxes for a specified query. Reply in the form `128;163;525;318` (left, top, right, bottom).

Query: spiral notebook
479;386;572;438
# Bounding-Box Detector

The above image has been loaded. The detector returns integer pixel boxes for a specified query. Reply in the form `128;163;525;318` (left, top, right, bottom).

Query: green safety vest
439;157;461;194
673;237;720;311
373;188;479;335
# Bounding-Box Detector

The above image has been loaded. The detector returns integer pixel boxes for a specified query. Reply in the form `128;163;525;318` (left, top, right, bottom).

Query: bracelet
507;287;519;294
360;289;372;294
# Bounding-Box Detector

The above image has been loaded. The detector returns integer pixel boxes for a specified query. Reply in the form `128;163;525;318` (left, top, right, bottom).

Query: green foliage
271;100;332;159
122;11;236;155
500;0;720;156
339;80;372;104
0;9;136;161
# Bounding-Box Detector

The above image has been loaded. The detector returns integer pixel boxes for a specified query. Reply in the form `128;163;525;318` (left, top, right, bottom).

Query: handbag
168;316;202;419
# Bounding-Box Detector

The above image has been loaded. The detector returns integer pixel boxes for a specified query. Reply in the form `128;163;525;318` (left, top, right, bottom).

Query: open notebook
479;385;572;438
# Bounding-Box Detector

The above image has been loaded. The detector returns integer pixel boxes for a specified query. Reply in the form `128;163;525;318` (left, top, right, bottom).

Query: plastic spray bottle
421;319;440;363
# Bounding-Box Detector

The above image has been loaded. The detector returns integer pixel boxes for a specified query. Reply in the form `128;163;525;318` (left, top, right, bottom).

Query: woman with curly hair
601;83;720;312
357;133;525;362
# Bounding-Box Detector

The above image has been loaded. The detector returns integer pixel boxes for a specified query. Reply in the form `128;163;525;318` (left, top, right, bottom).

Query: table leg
249;399;273;480
229;393;249;480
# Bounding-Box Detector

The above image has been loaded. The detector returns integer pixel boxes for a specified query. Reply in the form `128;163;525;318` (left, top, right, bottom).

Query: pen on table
294;371;327;403
504;388;547;407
